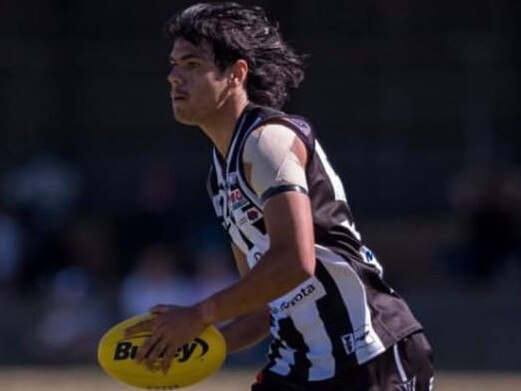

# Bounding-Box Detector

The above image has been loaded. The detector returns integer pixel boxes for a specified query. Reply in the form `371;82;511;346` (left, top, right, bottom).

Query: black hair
166;2;305;109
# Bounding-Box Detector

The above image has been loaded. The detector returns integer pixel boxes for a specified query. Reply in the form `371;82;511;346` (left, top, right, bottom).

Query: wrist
196;298;218;327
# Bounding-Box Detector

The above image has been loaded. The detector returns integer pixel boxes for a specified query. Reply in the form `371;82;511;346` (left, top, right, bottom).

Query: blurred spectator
28;215;118;363
194;246;237;300
136;155;178;215
446;164;521;283
0;206;24;290
33;266;112;364
119;244;198;318
1;153;84;292
64;215;120;287
0;152;83;233
116;154;183;275
0;206;26;363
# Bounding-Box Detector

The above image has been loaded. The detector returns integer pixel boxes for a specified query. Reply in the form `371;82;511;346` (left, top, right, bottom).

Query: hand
124;304;207;373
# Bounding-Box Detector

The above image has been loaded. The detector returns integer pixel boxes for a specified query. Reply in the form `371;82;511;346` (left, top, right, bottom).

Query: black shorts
251;332;434;391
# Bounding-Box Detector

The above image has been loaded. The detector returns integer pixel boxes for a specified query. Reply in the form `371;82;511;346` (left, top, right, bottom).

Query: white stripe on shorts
393;343;408;382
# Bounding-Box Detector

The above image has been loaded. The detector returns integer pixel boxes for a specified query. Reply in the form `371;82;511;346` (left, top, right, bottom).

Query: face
168;38;232;126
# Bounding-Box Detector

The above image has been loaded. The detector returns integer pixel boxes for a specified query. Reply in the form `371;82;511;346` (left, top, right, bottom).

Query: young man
125;3;434;390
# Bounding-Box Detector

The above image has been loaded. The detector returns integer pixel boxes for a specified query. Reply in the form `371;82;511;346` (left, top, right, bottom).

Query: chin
174;116;200;127
173;108;198;126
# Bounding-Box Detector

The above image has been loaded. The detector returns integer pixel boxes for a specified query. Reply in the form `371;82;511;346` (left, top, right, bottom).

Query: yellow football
97;314;226;389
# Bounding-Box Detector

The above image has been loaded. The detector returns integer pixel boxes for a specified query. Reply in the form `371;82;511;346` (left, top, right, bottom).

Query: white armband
243;124;308;204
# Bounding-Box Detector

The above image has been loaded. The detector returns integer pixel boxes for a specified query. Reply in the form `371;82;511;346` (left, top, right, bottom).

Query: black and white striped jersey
207;104;423;382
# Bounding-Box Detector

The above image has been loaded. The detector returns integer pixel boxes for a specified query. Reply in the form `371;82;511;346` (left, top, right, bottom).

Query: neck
200;94;249;158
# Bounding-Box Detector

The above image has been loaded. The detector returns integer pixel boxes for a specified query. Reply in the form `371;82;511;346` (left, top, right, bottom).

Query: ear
229;59;249;87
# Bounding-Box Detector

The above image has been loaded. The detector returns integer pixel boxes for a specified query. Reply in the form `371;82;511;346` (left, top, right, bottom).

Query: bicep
263;190;316;275
242;124;314;272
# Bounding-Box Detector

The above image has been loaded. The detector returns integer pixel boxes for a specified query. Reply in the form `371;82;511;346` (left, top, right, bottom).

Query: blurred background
0;0;520;377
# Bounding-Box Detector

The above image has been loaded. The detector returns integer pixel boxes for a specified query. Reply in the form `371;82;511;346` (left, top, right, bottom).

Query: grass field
1;367;521;391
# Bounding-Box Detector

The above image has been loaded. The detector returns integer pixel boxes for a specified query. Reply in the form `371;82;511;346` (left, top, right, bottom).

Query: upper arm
263;191;316;276
242;124;315;274
242;124;309;204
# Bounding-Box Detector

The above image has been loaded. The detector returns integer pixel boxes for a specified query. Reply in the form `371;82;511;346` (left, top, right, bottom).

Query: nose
167;67;182;86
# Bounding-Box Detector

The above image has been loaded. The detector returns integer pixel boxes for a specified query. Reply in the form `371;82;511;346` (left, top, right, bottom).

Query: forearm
220;307;271;353
197;246;313;326
196;192;315;328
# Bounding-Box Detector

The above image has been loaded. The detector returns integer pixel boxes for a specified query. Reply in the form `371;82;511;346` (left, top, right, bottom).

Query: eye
186;60;201;69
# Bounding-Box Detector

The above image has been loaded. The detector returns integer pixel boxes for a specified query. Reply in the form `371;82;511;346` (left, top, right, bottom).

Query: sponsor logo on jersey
246;207;261;223
359;245;384;278
228;189;248;210
341;325;376;355
271;284;316;315
236;207;262;227
227;172;238;185
342;334;355;355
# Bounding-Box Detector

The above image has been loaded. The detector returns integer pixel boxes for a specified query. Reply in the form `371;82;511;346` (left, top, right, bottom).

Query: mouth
171;91;188;102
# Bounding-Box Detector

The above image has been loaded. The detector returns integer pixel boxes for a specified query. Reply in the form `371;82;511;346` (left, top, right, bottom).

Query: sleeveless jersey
207;104;423;383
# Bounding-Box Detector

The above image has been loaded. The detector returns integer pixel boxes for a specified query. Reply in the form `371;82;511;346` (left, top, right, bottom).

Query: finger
124;319;153;338
150;304;171;314
160;344;180;374
136;334;161;364
144;339;169;371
